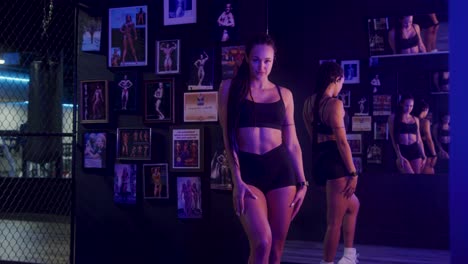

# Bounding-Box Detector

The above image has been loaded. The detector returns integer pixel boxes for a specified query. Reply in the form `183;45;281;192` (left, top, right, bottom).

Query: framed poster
346;134;362;154
341;60;360;84
338;89;351;108
367;143;383;164
215;1;238;43
170;127;204;171
116;128;151;160
352;157;363;174
80;80;109;124
188;48;214;90
183;92;218;122
374;121;389;140
143;163;169;199
79;10;102;52
210;126;232;190
114;71;138;112
144;79;174;123
164;0;197;25
156;39;180;74
221;45;245;80
177;176;202;218
108;5;148;67
352;116;372;132
83;132;107;169
373;94;392;116
114;163;137;204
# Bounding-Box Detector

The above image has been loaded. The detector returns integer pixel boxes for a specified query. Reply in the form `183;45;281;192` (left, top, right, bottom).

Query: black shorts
238;144;296;194
399;142;424;161
312;141;347;187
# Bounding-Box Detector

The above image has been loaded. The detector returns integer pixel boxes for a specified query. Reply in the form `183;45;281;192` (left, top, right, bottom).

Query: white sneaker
337;252;359;264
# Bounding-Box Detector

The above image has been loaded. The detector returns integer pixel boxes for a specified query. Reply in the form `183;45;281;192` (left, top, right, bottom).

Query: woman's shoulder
326;97;343;109
278;85;292;97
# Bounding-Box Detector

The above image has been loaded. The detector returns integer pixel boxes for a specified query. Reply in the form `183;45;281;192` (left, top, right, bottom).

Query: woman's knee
251;236;272;254
349;195;360;214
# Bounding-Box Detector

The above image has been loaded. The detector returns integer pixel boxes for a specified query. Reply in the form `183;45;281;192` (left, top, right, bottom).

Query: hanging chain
41;0;54;38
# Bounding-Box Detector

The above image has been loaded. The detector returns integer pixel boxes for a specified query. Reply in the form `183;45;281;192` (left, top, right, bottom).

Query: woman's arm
281;88;306;183
422;119;437;156
432;123;441;151
415;24;427;52
415;117;426;159
388;114;402;158
327;99;355;173
218;79;242;186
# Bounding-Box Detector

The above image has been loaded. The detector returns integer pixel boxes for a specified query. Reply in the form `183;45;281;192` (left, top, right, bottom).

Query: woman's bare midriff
398;133;417;145
237;127;282;154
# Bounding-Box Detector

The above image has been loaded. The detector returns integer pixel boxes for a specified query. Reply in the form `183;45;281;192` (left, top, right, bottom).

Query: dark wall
75;0;449;263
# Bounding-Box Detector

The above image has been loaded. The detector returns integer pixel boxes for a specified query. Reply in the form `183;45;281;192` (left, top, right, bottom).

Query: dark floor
282;240;450;264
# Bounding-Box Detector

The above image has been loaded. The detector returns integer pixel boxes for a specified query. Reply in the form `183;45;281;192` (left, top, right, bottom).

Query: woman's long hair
312;62;343;146
413;99;429;118
393;93;414;142
226;33;276;166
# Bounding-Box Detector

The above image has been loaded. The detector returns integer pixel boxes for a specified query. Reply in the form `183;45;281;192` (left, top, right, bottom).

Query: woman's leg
266;186;296;264
239;185;272;264
323;177;349;262
422;157;436;174
397;159;415;174
410;158;423;174
342;194;360;248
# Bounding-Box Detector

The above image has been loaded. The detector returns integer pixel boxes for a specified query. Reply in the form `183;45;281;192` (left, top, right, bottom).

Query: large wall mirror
368;10;448;57
367;53;449;176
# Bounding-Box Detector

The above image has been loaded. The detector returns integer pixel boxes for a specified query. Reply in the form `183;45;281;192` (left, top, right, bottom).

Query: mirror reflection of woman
433;113;450;159
303;62;359;264
388;16;426;54
388;94;426;174
414;100;437;174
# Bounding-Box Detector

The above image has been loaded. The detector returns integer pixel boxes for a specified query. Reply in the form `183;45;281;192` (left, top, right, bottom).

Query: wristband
296;181;309;188
349;171;358;177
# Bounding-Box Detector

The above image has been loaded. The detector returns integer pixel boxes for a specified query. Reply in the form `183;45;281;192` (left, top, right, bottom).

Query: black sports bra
399;122;418;135
238;85;286;130
397;25;419;51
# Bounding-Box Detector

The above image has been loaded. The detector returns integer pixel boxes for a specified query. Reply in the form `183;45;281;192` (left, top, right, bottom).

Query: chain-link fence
0;0;75;263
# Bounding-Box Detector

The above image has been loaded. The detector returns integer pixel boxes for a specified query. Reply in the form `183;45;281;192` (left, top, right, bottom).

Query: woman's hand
232;181;257;216
396;155;409;171
439;149;449;159
290;186;307;220
343;176;358;199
